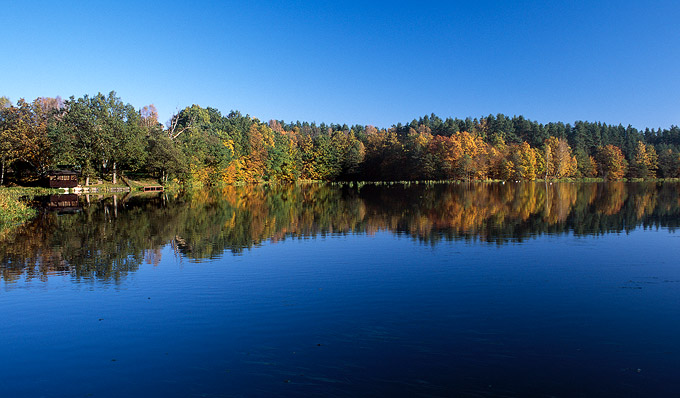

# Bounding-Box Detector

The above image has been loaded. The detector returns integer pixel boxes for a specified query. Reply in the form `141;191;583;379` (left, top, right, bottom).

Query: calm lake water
1;182;679;397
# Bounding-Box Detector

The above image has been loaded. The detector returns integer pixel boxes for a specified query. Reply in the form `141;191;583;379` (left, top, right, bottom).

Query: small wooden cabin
45;170;80;188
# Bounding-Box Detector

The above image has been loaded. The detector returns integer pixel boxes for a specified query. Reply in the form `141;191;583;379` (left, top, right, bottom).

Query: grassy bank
0;187;56;233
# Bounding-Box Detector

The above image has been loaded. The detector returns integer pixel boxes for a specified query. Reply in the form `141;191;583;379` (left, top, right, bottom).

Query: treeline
2;182;679;282
1;92;680;186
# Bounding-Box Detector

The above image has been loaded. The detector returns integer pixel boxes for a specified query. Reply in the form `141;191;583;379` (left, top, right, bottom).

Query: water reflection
1;182;679;282
46;194;81;214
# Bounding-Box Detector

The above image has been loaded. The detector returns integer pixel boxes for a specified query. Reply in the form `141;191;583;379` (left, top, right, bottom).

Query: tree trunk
1;158;5;186
112;162;117;184
85;175;90;186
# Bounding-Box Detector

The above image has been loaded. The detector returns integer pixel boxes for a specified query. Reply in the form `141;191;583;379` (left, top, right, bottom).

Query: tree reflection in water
1;182;679;283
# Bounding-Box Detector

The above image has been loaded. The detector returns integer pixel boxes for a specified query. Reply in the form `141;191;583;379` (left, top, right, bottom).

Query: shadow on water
1;181;679;282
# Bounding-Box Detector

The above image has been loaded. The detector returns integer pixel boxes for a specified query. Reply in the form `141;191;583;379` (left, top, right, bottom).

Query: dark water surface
1;182;679;397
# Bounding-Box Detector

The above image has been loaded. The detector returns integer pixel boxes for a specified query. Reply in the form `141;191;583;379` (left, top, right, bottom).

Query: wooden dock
143;186;164;192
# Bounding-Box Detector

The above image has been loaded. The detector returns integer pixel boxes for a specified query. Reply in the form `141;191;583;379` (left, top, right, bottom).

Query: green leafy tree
146;130;188;183
51;94;111;185
657;147;680;178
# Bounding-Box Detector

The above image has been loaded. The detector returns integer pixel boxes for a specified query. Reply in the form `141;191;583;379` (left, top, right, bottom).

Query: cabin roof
45;169;81;176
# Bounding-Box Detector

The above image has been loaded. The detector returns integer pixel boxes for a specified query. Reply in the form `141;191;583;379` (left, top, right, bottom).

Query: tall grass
0;187;53;232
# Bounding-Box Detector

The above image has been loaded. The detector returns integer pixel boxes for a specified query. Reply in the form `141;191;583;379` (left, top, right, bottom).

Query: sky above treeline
2;1;679;130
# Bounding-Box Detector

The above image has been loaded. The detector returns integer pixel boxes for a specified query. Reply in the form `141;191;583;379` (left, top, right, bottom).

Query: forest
1;91;680;186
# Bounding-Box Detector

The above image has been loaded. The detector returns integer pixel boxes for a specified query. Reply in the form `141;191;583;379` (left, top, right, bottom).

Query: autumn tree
23;98;55;173
140;104;159;129
596;145;627;180
486;133;511;180
0;104;23;185
543;137;577;179
403;129;434;179
508;142;538;180
0;97;11;110
363;129;404;180
629;140;658;179
427;134;462;179
0;98;55;184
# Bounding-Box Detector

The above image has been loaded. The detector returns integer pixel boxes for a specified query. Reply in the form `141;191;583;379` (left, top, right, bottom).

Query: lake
1;182;679;397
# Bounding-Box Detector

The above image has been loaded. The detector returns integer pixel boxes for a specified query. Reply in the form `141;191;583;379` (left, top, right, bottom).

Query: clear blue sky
2;1;679;129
